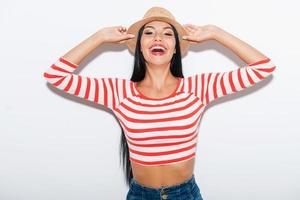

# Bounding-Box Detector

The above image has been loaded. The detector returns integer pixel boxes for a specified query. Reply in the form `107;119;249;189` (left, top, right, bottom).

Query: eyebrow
144;25;172;30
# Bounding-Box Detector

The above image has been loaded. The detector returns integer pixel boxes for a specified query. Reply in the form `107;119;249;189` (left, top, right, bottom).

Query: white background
1;0;299;199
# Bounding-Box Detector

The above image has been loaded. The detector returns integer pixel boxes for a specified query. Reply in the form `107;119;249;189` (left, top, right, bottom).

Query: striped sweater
43;57;276;166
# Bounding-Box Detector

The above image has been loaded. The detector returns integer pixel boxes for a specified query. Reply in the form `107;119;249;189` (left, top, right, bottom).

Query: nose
154;32;163;41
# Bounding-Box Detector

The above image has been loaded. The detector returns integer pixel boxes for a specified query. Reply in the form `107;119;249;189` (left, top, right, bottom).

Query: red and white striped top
43;57;276;166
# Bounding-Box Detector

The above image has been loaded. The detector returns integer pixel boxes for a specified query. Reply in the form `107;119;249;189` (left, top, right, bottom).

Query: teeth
150;46;166;51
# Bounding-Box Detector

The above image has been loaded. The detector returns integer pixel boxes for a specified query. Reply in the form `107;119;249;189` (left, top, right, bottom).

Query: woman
43;6;276;200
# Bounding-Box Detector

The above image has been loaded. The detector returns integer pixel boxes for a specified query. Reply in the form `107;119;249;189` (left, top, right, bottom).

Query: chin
146;59;171;66
145;55;173;66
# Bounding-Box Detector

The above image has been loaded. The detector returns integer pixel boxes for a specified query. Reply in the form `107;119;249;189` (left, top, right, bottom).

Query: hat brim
126;16;190;57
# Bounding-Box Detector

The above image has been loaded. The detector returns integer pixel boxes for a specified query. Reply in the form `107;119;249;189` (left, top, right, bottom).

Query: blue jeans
126;174;203;200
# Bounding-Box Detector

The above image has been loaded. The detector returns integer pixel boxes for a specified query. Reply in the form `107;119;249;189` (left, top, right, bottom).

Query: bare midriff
130;157;195;188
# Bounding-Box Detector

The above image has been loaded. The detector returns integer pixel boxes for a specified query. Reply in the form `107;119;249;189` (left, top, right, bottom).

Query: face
140;20;176;66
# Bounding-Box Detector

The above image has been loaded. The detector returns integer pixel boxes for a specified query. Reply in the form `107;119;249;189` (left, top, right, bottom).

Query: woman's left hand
182;24;216;44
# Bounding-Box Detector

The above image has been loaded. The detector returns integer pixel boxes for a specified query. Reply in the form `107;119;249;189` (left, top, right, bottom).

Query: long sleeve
188;57;276;105
43;57;128;110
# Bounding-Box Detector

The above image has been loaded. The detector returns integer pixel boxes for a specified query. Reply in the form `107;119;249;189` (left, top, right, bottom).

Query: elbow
266;58;277;74
252;57;277;73
43;68;67;86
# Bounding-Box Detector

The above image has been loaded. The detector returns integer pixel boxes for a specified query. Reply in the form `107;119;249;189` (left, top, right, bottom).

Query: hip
126;174;203;200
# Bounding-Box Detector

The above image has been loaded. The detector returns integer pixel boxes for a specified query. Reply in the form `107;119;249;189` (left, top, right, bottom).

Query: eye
143;31;173;36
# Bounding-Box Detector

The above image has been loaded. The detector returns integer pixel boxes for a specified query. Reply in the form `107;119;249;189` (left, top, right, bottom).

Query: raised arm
43;26;135;110
183;24;276;105
189;57;276;105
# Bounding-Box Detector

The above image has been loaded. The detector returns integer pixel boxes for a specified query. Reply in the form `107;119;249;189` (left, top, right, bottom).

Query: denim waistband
130;174;196;192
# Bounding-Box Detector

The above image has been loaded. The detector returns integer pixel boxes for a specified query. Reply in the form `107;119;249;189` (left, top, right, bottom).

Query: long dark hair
119;22;184;187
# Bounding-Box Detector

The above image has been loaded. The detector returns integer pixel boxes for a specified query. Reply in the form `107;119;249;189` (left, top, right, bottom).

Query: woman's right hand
97;26;135;44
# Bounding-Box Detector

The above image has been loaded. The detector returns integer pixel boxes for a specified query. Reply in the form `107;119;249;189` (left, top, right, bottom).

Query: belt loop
161;188;168;199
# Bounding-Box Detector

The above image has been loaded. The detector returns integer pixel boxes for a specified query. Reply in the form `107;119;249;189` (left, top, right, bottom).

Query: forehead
144;20;172;30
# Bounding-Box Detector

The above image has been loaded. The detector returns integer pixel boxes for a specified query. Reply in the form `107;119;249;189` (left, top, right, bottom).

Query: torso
131;158;195;188
132;77;195;188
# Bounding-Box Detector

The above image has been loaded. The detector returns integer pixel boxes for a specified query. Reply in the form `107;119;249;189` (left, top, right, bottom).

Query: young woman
43;6;276;200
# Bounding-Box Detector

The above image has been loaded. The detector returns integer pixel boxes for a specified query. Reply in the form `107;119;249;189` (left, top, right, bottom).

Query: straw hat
126;6;190;57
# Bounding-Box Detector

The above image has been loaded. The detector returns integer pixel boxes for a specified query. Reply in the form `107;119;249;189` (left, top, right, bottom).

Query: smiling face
140;20;176;67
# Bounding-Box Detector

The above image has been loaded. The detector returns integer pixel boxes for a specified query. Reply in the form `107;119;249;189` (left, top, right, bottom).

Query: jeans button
162;194;168;199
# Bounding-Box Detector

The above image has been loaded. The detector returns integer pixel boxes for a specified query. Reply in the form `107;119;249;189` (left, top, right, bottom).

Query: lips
149;43;167;56
149;43;167;50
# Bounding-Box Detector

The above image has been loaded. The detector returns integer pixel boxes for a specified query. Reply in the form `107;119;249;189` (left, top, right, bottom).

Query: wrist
209;25;226;41
91;30;106;45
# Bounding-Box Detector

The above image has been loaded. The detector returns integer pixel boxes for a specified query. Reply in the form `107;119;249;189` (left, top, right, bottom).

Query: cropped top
43;56;276;166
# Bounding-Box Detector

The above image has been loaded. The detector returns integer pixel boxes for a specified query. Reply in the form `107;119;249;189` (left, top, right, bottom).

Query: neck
140;62;177;90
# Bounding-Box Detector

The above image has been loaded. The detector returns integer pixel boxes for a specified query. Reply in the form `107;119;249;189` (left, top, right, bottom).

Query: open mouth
150;46;166;56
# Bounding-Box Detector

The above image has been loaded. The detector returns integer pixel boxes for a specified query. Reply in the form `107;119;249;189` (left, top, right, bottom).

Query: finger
118;26;127;32
182;35;198;42
183;24;194;28
187;24;198;28
183;26;193;31
188;28;195;33
183;24;193;29
183;27;193;35
120;34;135;41
190;41;198;45
117;34;135;44
127;33;135;38
192;25;202;31
182;35;189;40
184;24;198;30
184;26;196;33
183;35;190;39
